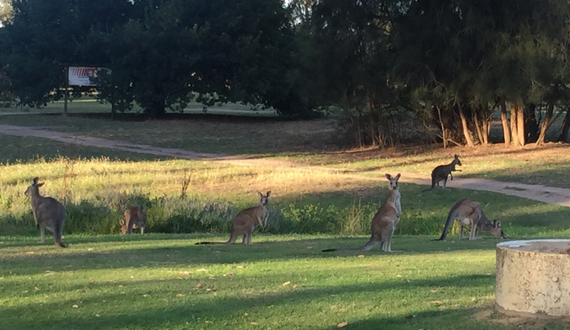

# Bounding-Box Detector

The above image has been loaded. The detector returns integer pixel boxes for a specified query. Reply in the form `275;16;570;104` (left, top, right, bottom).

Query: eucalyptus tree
0;0;133;107
308;0;404;147
92;0;299;117
0;0;12;25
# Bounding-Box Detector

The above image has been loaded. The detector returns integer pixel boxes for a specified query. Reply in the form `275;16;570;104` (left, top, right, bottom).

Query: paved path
1;123;569;207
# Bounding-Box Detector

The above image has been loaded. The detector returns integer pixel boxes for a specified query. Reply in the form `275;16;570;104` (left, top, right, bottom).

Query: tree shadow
0;235;504;277
0;274;502;330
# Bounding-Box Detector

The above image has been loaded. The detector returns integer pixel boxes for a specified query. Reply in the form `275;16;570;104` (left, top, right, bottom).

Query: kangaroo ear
266;191;271;197
494;220;501;227
120;219;125;226
257;191;263;197
36;183;44;188
385;173;391;180
395;173;401;180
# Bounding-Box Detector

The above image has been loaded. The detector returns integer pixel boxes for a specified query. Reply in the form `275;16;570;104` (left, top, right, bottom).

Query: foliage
291;0;570;147
0;0;133;107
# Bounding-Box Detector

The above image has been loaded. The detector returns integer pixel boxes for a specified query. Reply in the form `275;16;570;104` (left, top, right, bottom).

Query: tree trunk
510;103;519;146
458;107;475;147
500;98;511;145
524;103;538;143
436;106;448;148
473;112;484;144
557;106;570;142
482;114;490;144
536;102;554;145
111;102;116;121
472;108;490;145
516;104;525;146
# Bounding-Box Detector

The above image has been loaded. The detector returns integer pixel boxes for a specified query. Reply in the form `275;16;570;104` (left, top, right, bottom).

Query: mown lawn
2;234;568;330
0;113;569;329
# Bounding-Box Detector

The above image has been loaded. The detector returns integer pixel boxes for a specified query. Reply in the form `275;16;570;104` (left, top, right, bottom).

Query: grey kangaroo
436;198;505;241
120;206;147;234
323;173;401;252
25;177;67;247
423;154;462;191
196;191;271;245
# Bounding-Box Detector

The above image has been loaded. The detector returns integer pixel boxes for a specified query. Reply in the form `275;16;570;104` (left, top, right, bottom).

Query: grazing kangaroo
24;177;67;248
195;191;271;245
436;198;505;241
323;173;401;253
120;206;147;234
423;154;462;191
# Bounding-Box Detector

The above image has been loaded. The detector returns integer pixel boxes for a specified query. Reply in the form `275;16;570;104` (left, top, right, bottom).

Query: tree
0;0;13;25
0;0;133;107
90;0;300;117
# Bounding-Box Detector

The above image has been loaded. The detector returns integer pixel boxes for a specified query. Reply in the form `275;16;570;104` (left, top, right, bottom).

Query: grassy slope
0;112;569;329
0;137;568;238
3;235;567;330
1;111;570;187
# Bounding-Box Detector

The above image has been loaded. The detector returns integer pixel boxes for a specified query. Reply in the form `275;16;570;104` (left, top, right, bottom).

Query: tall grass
2;154;570;239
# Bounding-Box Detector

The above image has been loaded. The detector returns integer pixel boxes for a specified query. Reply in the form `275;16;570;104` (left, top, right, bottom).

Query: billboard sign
68;66;98;86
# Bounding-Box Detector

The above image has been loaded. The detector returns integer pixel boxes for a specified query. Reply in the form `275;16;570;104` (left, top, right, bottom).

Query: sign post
63;66;69;116
64;66;99;116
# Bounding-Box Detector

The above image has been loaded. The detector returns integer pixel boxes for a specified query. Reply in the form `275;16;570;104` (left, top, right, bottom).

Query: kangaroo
423;154;462;191
436;198;505;241
196;191;271;245
323;173;401;253
120;206;147;234
24;177;67;248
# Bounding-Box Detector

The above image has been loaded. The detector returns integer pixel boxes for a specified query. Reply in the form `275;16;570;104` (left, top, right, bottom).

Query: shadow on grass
0;235;505;277
0;274;505;330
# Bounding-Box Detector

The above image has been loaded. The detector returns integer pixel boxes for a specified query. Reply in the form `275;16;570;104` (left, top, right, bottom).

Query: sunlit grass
0;234;548;330
0;120;569;329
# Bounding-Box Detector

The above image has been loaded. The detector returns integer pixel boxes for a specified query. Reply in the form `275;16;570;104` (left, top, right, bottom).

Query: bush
1;191;450;236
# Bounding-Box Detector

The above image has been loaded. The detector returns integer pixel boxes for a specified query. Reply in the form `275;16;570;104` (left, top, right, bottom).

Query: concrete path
0;123;569;207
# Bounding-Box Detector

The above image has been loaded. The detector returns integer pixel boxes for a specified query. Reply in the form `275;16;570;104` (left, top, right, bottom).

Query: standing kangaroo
436;198;505;241
196;191;271;245
424;154;462;191
120;206;147;234
24;177;66;248
323;173;401;253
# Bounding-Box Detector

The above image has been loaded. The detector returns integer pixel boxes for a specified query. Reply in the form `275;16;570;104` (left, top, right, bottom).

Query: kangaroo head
257;191;271;206
119;219;129;234
453;154;462;166
24;177;44;196
491;220;505;239
385;173;401;190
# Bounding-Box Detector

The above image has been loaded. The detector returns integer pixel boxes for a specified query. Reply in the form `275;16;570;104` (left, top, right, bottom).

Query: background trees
1;0;570;145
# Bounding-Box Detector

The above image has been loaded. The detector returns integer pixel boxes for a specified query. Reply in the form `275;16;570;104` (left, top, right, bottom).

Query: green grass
0;140;569;238
0;113;326;155
0;135;166;164
2;234;568;330
0;112;570;329
0;96;277;116
311;143;570;188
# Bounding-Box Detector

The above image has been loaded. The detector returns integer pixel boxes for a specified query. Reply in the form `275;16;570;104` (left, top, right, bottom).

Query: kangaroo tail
358;237;379;251
322;247;360;252
437;210;456;241
322;237;378;252
53;221;66;248
422;176;436;192
195;241;226;245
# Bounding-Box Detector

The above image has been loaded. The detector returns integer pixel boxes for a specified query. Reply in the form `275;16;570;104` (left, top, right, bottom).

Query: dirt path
1;123;570;207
